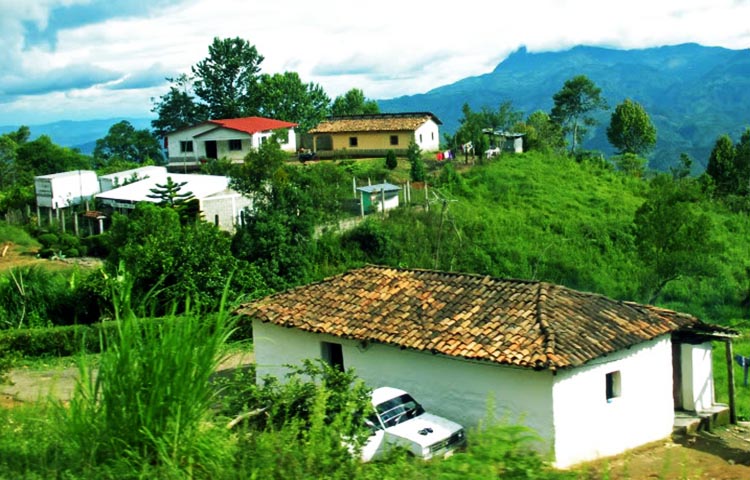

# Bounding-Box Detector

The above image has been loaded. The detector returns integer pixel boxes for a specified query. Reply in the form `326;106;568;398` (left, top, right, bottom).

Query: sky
1;0;750;126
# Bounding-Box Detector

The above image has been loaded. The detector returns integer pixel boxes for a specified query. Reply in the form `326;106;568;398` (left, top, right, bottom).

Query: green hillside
328;152;749;326
378;44;750;173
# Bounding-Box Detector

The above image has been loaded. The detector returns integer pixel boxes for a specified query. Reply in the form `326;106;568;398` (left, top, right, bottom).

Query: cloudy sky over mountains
1;0;749;125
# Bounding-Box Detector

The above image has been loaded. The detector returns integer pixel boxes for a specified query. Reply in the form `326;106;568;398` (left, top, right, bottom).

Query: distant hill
0;117;153;155
378;43;750;171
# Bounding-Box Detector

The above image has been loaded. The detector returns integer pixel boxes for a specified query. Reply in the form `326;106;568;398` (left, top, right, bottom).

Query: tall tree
331;88;379;116
550;75;607;153
734;128;750;196
256;71;331;132
607;99;657;156
94;120;163;167
705;134;737;196
230;141;317;290
16;135;91;179
146;176;196;223
192;37;265;119
151;74;207;138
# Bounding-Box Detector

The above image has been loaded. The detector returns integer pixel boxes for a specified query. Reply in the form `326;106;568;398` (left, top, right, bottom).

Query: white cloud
1;0;749;124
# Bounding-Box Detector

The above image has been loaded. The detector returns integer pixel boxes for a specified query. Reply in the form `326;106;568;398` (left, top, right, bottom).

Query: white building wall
551;335;674;468
200;191;253;233
414;120;440;152
35;170;99;208
253;320;556;457
681;342;714;412
166;124;214;160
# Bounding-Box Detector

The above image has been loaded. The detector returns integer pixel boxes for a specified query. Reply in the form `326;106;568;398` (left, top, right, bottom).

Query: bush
37;233;59;249
385;150;398;170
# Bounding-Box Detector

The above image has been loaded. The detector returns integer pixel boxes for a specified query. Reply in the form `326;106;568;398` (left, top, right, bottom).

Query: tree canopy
93;120;163;167
607;99;657;156
550;75;607;153
330;88;379;116
256;71;331;132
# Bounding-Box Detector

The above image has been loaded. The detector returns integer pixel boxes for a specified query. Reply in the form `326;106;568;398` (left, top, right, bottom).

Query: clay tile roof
308;112;441;134
207;116;297;135
235;265;736;371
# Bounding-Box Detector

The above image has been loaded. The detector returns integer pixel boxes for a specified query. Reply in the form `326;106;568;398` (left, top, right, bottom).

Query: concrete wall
253;319;555;457
329;131;412;151
200;191;253;233
551;335;674;468
681;342;715;412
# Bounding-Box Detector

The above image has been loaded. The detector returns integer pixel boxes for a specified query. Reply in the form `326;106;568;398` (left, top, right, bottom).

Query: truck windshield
375;394;426;428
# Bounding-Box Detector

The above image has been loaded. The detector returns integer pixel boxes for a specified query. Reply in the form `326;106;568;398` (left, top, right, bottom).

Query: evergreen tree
706;134;736;196
407;141;425;182
385;150;398;170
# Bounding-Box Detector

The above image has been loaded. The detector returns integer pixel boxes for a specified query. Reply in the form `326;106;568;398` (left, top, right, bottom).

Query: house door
205;141;217;159
672;339;683;409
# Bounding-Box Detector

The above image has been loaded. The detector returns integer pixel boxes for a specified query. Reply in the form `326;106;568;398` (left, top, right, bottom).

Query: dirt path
0;351;255;408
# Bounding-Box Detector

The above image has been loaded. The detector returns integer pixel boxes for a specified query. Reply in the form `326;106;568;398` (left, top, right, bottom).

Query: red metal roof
209;117;297;134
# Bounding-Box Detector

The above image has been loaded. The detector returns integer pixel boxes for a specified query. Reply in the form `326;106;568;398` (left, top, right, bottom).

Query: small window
431;132;434;140
606;371;621;401
229;139;242;151
349;137;358;147
419;134;423;143
390;135;399;146
322;341;344;371
214;214;219;226
180;141;194;153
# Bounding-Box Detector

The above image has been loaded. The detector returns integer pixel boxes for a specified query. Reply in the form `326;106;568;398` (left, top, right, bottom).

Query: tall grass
58;280;237;477
0;266;80;329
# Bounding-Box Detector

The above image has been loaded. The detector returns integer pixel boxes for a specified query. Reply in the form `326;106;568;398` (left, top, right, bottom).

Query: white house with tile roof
165;116;298;167
236;265;736;468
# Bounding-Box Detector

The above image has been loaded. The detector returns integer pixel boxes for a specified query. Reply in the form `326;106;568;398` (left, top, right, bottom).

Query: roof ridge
535;282;557;371
364;264;541;286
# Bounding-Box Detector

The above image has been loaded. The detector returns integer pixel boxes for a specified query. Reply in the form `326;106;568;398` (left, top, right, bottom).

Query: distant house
164;117;298;169
236;265;736;468
95;172;252;233
356;183;400;214
308;112;441;157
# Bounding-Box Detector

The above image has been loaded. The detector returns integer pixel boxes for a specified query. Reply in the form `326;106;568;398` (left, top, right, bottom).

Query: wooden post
61;209;66;233
37;205;41;227
352;177;357;199
359;191;365;218
726;339;737;424
425;183;429;212
381;188;386;218
73;211;79;236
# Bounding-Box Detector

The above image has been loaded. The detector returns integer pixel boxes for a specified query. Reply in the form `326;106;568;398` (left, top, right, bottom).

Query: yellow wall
328;131;412;150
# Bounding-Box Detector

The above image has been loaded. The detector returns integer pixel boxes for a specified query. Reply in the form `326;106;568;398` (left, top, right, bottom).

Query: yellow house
308;112;441;157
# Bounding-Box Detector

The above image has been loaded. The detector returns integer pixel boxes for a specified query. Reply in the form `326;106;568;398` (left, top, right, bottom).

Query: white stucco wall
414;119;440;152
200;190;253;233
166;124;214;160
253;319;555;457
681;342;714;412
551;335;674;468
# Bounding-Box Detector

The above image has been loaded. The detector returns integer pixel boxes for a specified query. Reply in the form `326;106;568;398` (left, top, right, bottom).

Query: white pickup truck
361;386;466;461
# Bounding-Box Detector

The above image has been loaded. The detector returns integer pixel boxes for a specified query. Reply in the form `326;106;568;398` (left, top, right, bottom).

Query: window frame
228;139;242;151
321;341;344;371
390;135;399;146
179;141;194;153
606;371;622;402
349;136;358;147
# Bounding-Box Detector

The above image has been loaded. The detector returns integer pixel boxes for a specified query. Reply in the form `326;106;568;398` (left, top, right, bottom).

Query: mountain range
3;43;749;171
379;43;750;171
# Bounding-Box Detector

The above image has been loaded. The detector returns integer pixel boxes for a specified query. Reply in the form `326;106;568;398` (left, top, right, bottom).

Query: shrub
385;150;398;170
37;233;59;249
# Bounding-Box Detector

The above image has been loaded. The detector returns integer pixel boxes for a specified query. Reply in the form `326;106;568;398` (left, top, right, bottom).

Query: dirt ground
2;358;750;479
